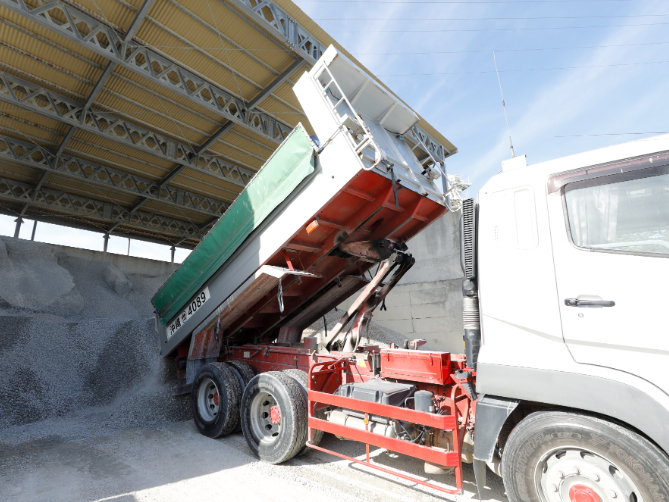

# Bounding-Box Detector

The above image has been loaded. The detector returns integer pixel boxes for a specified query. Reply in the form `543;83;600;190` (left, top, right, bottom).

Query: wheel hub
569;485;601;502
196;377;220;423
270;405;281;424
250;391;282;444
536;448;643;502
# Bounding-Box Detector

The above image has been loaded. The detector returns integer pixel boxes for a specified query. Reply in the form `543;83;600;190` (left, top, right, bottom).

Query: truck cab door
547;158;669;393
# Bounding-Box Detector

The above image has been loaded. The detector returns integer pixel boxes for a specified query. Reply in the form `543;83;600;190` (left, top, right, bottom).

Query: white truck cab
469;135;669;501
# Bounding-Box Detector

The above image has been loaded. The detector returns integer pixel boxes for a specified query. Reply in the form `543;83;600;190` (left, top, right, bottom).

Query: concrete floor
0;421;507;502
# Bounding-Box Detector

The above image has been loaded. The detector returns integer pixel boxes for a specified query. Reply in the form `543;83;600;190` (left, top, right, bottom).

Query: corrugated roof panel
0;24;100;84
0;48;92;99
0;10;109;68
102;74;221;140
0;161;37;180
45;176;137;205
172;178;238;202
215;135;269;165
148;0;280;85
75;0;141;34
67;138;170;180
96;81;209;148
178;164;245;190
219;123;277;155
71;130;176;170
0;102;68;142
137;15;260;105
170;0;292;70
258;95;307;130
140;198;209;222
110;66;223;126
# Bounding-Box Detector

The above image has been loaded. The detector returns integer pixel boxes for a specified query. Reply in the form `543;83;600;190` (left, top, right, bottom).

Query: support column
30;220;37;241
103;233;110;252
170;245;176;263
13;217;23;238
127;238;131;256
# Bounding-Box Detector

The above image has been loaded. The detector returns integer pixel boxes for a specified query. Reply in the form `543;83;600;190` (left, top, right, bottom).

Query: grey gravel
0;237;191;443
103;263;134;297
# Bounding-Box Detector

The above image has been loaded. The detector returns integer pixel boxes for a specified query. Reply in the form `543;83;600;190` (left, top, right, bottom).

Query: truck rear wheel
226;360;255;389
226;361;255;432
502;410;669;502
191;362;242;438
282;368;325;454
241;371;307;464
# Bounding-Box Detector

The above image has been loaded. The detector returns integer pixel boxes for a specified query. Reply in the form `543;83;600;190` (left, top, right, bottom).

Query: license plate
167;287;210;340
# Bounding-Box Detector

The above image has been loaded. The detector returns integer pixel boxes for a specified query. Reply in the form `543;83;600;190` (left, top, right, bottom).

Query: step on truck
152;45;669;501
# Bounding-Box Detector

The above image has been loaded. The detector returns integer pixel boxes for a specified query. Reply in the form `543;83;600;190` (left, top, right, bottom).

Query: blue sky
293;0;669;194
2;0;666;259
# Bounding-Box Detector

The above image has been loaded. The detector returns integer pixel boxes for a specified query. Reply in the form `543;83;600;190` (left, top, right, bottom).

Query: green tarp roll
151;124;315;325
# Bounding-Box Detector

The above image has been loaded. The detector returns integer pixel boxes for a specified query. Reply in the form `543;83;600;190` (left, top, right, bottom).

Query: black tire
241;371;307;464
191;362;241;438
282;368;325;454
226;361;255;432
502;410;669;502
226;360;255;388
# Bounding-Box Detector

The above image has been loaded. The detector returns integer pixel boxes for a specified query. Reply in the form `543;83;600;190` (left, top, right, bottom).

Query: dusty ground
0;420;507;502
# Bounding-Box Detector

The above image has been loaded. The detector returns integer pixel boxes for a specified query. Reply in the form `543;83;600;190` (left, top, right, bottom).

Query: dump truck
152;45;669;501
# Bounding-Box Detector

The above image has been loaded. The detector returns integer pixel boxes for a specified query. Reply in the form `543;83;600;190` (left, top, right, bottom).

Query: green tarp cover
152;124;315;325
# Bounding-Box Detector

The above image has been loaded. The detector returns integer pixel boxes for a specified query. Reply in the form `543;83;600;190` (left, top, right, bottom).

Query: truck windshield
564;171;669;256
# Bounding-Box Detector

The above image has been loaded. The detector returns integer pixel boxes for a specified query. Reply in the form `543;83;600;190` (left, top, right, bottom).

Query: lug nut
608;490;618;499
550;484;558;493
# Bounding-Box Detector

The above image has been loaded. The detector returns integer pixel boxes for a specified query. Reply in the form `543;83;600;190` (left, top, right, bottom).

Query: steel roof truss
0;134;229;217
0;70;254;186
0;0;293;144
226;0;326;65
0;175;201;240
199;59;304;153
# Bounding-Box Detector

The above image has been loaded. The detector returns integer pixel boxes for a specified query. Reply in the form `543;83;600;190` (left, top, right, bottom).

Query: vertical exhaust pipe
460;198;481;371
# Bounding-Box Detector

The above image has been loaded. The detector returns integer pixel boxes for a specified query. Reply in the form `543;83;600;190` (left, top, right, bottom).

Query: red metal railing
306;358;465;495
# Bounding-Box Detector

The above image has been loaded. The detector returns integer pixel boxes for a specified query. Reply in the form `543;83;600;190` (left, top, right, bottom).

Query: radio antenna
493;51;515;158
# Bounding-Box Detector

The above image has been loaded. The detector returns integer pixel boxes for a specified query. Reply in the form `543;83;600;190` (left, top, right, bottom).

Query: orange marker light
306;219;319;234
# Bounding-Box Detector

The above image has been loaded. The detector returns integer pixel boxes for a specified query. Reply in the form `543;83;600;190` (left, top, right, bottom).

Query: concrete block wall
0;235;179;277
340;210;464;354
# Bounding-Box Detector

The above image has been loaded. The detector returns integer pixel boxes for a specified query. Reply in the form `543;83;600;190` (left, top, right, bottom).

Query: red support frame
306;358;467;495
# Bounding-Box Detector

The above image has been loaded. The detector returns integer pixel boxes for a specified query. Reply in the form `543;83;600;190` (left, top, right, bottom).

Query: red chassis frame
224;344;475;495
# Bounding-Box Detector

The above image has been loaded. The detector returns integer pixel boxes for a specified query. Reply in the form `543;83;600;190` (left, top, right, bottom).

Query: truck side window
490;186;538;249
564;170;669;256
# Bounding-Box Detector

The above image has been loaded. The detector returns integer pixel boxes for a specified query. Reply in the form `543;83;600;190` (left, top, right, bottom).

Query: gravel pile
0;237;190;443
0;236;408;446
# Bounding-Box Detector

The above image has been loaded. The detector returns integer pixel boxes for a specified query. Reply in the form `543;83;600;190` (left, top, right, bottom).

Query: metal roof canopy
0;0;456;250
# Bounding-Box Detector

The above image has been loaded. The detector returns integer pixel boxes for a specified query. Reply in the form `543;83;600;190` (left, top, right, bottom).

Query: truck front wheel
502;411;669;502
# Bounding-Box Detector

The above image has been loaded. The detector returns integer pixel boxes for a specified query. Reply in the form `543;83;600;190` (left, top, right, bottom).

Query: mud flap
473;459;487;500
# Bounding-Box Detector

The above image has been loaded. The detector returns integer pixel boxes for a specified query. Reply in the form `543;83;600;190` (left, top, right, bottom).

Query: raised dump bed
152;45;460;361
